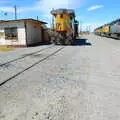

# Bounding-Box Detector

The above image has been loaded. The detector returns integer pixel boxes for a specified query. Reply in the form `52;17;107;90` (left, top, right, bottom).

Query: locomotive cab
51;9;75;32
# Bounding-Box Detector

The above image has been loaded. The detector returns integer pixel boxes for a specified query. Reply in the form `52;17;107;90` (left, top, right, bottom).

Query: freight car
48;9;79;45
94;19;120;39
110;19;120;39
94;26;103;36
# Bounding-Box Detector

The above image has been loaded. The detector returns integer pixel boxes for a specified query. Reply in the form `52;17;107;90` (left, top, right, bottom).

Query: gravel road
0;34;120;120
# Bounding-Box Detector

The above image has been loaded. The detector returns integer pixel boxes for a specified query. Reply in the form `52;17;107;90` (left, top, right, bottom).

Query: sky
0;0;120;31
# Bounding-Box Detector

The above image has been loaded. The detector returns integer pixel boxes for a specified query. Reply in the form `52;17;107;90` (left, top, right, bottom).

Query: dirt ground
0;34;120;120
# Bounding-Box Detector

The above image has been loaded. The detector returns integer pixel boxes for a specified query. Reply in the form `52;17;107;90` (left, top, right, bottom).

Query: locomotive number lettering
56;23;61;30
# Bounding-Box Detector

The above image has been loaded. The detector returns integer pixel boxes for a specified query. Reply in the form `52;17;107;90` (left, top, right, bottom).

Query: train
94;19;120;39
48;8;79;45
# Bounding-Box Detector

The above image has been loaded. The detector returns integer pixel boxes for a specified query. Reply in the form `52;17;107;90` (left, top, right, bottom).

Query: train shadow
73;39;92;46
27;39;92;47
27;42;51;47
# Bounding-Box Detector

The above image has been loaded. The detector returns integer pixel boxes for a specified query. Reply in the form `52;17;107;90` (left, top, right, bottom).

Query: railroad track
0;46;54;67
0;46;64;87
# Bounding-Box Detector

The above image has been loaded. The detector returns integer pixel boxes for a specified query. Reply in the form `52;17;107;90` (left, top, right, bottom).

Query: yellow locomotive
103;25;110;33
50;9;79;45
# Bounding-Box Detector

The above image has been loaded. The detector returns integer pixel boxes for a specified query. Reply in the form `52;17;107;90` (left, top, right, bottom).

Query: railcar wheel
65;37;72;45
50;37;56;44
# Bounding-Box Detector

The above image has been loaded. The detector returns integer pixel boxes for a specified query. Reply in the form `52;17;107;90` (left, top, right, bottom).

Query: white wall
0;21;26;46
26;22;42;45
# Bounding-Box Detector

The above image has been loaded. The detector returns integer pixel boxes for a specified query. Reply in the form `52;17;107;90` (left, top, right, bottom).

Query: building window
4;27;18;40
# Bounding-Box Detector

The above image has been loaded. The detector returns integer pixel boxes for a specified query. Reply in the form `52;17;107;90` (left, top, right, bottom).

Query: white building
0;19;47;47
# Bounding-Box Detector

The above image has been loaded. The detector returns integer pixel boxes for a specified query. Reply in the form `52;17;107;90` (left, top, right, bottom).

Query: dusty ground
0;34;120;120
0;47;14;52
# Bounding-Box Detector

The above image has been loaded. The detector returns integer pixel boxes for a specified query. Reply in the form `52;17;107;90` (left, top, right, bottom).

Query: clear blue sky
0;0;119;30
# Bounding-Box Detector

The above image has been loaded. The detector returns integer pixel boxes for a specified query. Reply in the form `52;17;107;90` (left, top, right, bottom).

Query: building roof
0;19;47;24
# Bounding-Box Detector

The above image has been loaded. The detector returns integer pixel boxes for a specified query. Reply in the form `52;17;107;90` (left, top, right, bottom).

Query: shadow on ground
28;42;51;47
73;39;92;46
28;39;92;47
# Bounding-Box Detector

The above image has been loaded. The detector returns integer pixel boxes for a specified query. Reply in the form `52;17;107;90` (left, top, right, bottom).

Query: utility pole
88;25;91;34
14;5;17;20
37;16;39;20
86;25;88;32
80;21;83;35
52;8;54;30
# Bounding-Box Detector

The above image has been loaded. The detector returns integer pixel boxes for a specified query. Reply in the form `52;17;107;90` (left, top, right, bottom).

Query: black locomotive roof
95;18;120;31
109;18;120;25
51;8;75;17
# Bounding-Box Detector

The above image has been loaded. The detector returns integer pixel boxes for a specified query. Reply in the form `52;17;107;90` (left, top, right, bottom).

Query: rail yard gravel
0;34;120;120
